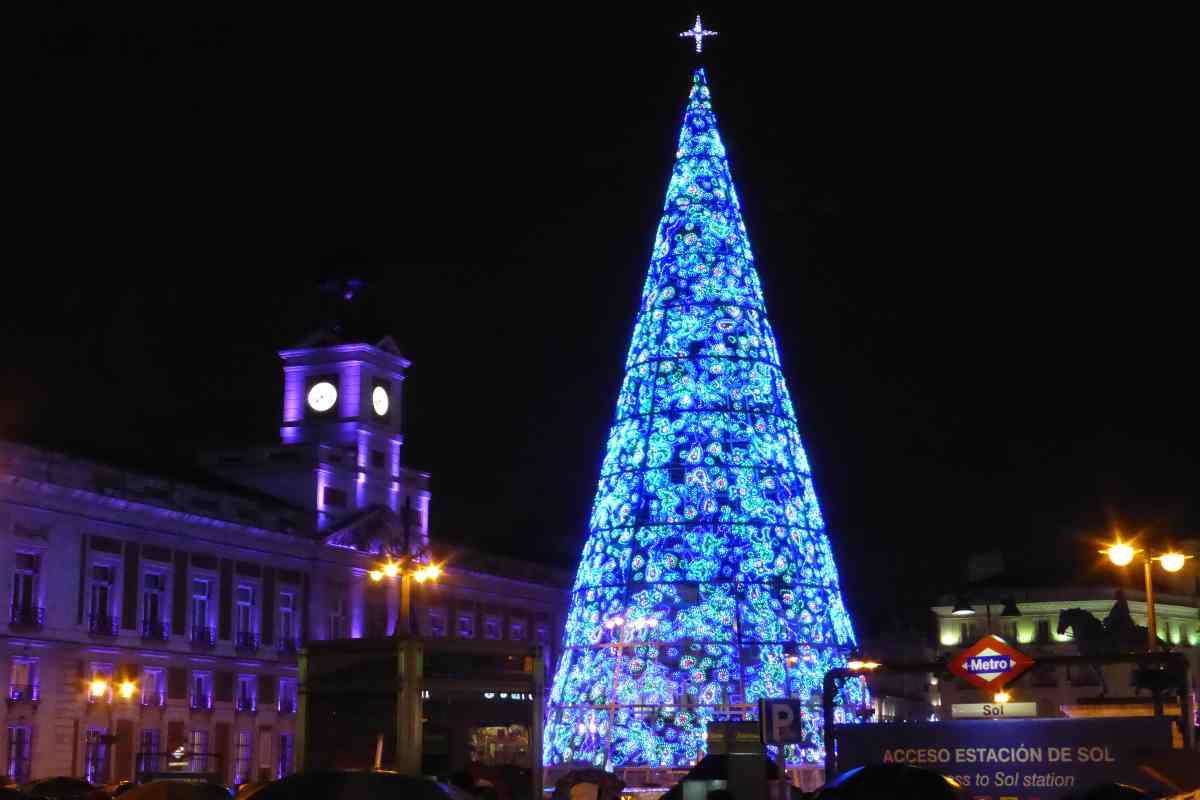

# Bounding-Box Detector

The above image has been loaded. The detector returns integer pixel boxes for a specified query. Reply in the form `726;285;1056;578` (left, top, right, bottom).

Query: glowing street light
118;680;137;700
1156;552;1191;573
993;690;1011;704
366;555;442;636
1101;533;1196;651
89;679;109;699
1105;541;1136;567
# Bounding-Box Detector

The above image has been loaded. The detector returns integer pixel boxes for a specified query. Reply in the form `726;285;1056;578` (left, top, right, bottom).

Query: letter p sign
758;699;805;744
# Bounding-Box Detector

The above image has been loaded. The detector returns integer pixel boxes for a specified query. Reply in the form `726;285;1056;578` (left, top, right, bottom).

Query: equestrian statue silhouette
1056;590;1167;696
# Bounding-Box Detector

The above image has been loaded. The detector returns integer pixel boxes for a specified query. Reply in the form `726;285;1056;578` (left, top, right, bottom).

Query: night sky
11;6;1195;635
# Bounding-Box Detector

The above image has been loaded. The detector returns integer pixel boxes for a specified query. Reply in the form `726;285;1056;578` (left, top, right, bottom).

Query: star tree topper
680;14;717;53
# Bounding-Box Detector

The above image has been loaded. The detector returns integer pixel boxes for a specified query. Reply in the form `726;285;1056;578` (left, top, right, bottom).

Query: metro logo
949;635;1034;691
966;656;1013;673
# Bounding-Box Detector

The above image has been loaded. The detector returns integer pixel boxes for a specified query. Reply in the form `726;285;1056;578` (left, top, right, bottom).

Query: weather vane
679;14;717;54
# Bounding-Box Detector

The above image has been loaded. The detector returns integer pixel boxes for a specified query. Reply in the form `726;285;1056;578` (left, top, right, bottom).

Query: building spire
679;14;718;53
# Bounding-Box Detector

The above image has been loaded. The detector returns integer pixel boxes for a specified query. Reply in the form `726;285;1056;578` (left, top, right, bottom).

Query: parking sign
758;698;806;744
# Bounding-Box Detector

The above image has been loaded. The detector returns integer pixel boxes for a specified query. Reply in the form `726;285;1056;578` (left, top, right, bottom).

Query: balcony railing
141;692;165;708
10;605;45;631
277;699;296;715
235;631;260;652
8;684;40;702
190;627;216;649
88;614;120;637
236;695;257;713
189;693;212;711
137;752;222;775
276;637;300;655
141;620;169;641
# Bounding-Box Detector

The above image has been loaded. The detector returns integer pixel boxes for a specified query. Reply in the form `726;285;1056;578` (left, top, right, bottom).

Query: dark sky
10;5;1196;636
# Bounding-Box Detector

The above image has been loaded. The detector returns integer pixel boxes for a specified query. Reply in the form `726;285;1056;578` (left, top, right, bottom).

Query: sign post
759;698;805;800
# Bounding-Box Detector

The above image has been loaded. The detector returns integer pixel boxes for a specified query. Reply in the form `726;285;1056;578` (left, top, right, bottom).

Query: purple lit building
1;331;567;786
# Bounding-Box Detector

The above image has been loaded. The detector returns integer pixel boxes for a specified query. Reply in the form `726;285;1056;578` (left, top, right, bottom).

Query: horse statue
1056;592;1167;697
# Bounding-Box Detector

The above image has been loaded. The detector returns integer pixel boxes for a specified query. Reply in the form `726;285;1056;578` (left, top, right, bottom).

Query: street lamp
948;593;1022;636
1102;536;1195;652
367;555;442;636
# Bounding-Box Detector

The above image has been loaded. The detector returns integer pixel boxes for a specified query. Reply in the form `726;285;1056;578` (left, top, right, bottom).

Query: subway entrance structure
543;68;864;776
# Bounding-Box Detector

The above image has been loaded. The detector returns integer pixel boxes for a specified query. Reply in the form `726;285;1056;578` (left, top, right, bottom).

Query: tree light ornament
543;68;862;773
680;15;718;54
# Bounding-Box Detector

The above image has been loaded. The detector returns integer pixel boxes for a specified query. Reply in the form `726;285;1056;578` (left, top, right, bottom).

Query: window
236;585;258;642
456;613;475;640
85;728;110;784
278;592;295;646
9;658;38;701
6;725;32;784
535;625;548;645
428;608;447;638
234;731;253;784
328;593;347;640
89;564;115;629
278;678;298;714
10;553;40;621
189;730;209;773
484;616;501;641
191;579;211;638
370;450;386;469
958;622;979;644
323;487;348;509
1001;621;1018;642
138;729;160;773
143;572;165;637
509;620;526;641
141;668;164;707
190;672;212;709
1036;619;1052;643
236;675;257;712
277;733;294;779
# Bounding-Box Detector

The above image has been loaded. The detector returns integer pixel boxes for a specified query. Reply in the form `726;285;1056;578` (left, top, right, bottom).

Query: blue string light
544;68;864;771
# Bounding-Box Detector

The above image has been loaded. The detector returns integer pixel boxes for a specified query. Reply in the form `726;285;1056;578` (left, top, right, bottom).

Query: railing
235;631;260;652
276;637;300;655
277;699;296;715
236;695;256;713
10;605;45;630
189;693;212;711
141;620;170;640
136;751;222;775
8;684;40;702
141;692;166;708
190;627;216;649
88;614;120;637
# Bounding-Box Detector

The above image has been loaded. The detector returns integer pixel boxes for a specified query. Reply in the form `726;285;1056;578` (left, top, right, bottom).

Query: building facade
3;332;568;786
930;554;1200;723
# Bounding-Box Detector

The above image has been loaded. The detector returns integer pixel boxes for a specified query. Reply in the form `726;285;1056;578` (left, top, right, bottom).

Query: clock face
372;385;390;417
307;381;338;413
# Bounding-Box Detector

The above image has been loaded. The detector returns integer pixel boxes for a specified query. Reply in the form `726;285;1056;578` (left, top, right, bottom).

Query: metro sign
948;634;1034;691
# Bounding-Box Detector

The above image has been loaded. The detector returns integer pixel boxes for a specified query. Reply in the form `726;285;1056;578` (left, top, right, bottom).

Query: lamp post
368;556;441;636
950;593;1022;637
1102;538;1194;652
85;676;138;782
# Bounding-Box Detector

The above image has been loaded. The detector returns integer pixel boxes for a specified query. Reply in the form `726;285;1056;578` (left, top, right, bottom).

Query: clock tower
206;328;430;542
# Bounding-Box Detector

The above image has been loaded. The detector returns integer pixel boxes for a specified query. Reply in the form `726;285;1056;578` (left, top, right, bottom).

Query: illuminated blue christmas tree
544;68;863;771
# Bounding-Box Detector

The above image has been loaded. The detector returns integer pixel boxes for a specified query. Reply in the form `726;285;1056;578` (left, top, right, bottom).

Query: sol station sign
949;634;1035;691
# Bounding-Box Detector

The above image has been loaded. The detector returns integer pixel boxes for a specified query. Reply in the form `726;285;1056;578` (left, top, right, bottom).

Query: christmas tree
544;68;862;771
